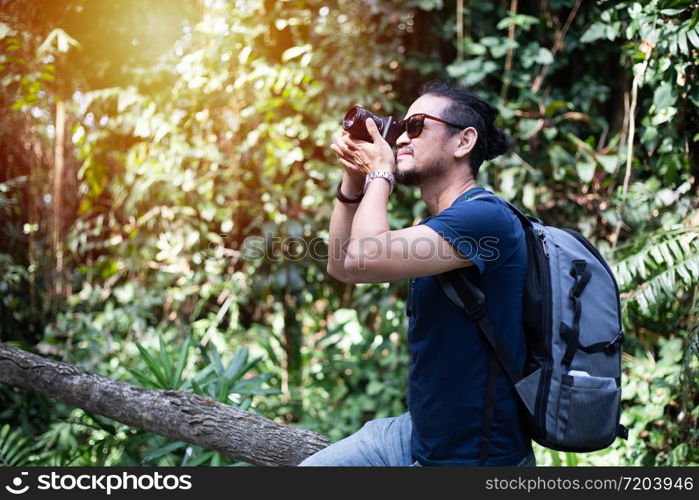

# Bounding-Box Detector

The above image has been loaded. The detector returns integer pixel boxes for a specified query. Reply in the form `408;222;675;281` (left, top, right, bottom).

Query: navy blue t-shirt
407;187;532;466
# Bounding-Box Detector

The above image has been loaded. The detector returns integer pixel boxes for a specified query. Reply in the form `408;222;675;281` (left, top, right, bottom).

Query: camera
342;106;404;147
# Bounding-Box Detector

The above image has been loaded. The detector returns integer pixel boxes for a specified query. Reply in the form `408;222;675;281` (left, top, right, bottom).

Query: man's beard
395;156;446;187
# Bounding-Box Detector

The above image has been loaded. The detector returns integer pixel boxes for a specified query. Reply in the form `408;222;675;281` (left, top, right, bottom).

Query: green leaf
653;82;677;111
83;412;117;435
135;342;169;389
230;387;280;396
490;39;518;59
183;450;215;466
522;184;536;211
534;47;554;65
409;0;443;11
660;8;688;15
158;333;173;387
6;444;31;467
576;161;596;183
238;46;252;65
37;28;80;55
0;22;12;39
211;344;224;377
173;335;192;389
496;14;539;31
281;45;311;62
687;28;699;48
597;155;619;174
126;367;161;388
446;58;498;86
144;441;186;462
0;424;32;466
581;23;606;43
191;380;205;396
225;346;249;382
517;119;540;140
565;452;579;466
670;36;678;55
606;21;621;40
677;31;689;54
367;380;383;396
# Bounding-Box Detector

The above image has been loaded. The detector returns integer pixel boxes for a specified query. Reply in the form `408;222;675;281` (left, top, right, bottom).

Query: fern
0;424;34;467
613;224;699;316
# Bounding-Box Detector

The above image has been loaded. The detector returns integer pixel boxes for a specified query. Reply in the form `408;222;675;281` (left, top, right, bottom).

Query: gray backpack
438;196;628;457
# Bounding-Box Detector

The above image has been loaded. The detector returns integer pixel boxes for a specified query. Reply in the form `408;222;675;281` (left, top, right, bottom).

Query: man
300;81;533;466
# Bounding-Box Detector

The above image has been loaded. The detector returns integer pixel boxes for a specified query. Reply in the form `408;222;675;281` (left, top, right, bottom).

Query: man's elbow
342;256;369;284
327;261;357;284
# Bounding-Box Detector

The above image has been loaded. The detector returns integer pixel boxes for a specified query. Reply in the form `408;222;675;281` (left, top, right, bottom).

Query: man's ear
453;127;478;160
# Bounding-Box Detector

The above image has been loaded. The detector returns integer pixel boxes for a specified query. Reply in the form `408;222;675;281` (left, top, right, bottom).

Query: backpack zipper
532;226;552;442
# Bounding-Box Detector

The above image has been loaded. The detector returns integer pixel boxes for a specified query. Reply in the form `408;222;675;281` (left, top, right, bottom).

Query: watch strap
364;170;395;194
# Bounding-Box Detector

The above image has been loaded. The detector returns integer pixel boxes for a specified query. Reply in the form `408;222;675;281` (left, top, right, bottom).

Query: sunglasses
401;113;466;139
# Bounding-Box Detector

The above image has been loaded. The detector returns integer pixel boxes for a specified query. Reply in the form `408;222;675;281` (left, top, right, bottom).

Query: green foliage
128;332;192;391
295;299;409;441
0;254;31;340
0;424;34;466
621;337;699;465
614;225;699;317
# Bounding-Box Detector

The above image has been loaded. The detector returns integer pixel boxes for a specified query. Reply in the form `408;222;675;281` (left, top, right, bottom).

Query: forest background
0;0;697;466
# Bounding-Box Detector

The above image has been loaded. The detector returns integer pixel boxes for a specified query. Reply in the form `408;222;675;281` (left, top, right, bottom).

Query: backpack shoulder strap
438;269;523;462
503;201;537;228
437;270;522;384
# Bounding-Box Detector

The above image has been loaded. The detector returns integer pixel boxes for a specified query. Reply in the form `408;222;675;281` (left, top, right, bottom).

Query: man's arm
326;171;364;282
343;177;473;283
336;120;472;283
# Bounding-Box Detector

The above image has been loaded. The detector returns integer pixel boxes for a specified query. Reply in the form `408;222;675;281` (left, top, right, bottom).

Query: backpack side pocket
555;374;620;450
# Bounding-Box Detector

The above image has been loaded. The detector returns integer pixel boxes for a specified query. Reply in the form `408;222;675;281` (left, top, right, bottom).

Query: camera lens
342;106;373;142
343;106;364;130
342;106;399;145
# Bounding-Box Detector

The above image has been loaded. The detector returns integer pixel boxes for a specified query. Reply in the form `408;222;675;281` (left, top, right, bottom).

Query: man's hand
331;118;396;176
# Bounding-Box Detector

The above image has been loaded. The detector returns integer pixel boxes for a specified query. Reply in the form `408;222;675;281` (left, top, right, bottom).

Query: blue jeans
298;412;536;467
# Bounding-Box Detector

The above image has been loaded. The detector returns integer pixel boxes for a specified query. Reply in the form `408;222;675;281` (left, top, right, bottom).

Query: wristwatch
364;170;396;194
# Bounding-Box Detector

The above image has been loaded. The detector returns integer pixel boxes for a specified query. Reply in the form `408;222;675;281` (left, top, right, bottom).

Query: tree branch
612;40;654;248
531;0;583;94
0;343;330;466
500;0;519;103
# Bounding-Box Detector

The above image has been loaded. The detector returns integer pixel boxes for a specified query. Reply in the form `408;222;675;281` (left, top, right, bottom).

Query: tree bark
0;343;329;466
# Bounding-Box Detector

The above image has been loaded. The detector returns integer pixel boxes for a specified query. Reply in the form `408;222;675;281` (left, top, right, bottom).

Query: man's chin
395;168;420;186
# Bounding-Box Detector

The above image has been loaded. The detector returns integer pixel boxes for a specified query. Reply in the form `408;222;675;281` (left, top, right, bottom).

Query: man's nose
396;130;411;147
